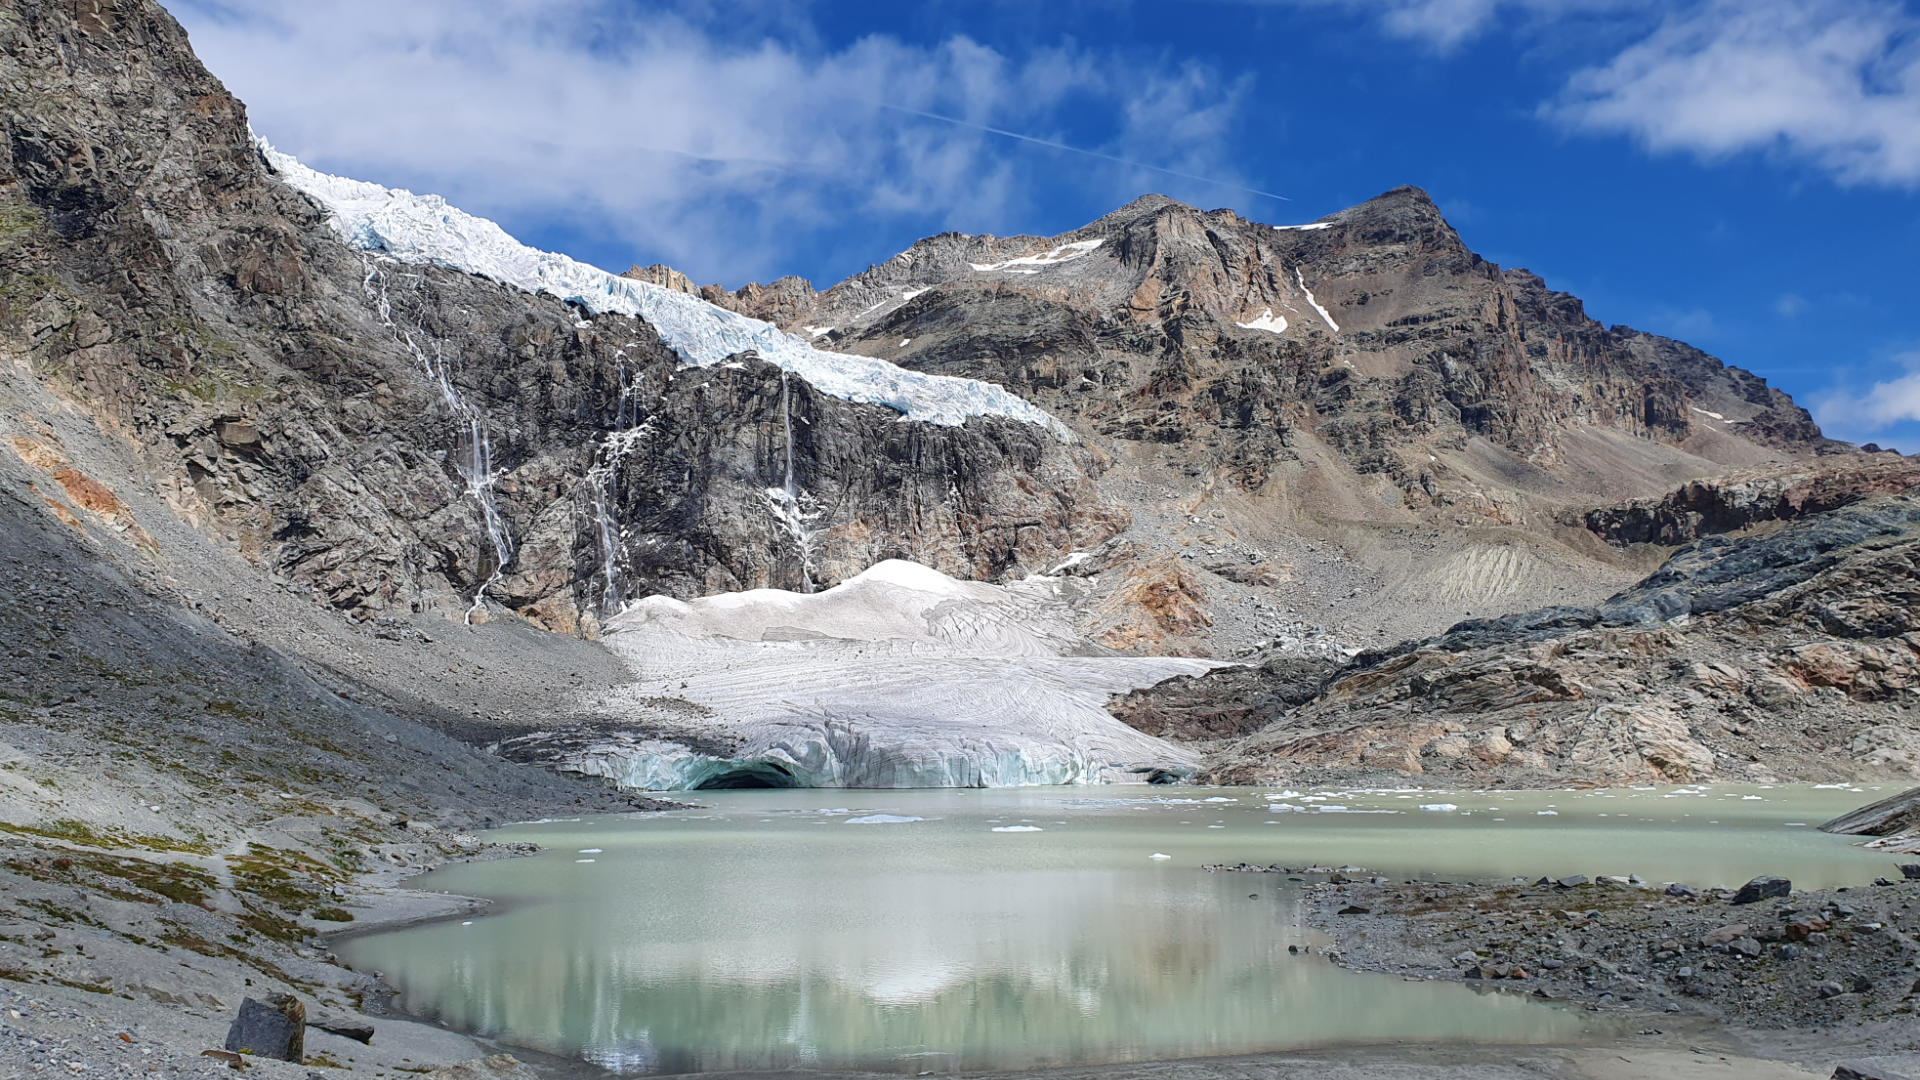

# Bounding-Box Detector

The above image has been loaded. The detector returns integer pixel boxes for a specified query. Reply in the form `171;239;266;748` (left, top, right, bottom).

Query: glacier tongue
538;560;1215;790
257;140;1064;434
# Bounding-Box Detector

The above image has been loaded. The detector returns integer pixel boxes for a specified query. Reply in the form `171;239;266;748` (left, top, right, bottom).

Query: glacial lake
338;784;1896;1074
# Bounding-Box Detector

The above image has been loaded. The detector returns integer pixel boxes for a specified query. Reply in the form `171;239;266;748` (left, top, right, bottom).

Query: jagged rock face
720;191;1836;503
1195;491;1920;787
0;0;1117;632
1576;457;1920;547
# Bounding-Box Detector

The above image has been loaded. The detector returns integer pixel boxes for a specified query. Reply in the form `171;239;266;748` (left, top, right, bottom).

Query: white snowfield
1235;307;1289;334
257;140;1062;433
970;239;1105;274
566;560;1214;790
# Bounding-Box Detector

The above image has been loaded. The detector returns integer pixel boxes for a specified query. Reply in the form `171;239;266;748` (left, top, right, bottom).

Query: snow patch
1294;267;1340;332
1235;307;1289;334
1689;406;1726;421
970;239;1105;275
846;814;924;824
259;140;1061;433
991;825;1044;833
1274;221;1334;231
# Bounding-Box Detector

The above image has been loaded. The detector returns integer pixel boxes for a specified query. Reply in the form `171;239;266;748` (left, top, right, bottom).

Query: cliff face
716;187;1834;500
0;0;1864;658
0;0;1117;635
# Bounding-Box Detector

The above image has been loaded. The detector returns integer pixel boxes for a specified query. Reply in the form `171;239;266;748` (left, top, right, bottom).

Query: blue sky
168;0;1920;449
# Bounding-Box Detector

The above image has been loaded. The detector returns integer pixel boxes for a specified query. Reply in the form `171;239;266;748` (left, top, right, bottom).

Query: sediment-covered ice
552;560;1214;790
257;140;1061;433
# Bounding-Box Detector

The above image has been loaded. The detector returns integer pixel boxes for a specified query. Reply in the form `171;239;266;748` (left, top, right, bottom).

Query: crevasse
256;139;1066;435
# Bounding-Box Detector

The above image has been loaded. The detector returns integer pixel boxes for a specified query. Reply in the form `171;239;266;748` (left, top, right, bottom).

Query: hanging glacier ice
257;139;1065;434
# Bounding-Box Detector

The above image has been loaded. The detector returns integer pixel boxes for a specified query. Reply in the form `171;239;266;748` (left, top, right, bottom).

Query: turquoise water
338;783;1892;1074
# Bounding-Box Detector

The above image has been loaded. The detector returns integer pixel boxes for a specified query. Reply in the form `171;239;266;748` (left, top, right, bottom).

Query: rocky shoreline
1299;863;1920;1072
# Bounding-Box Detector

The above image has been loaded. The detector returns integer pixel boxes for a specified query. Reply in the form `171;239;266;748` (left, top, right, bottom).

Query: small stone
1453;951;1479;966
1815;980;1846;1000
1337;905;1370;915
1731;876;1791;905
1556;875;1590;888
1540;958;1564;970
1729;937;1763;958
1665;883;1697;897
1899;864;1920;881
1701;924;1750;947
1784;918;1830;942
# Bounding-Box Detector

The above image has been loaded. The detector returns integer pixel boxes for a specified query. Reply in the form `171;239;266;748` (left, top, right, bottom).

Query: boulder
1731;876;1791;904
308;1015;376;1044
1832;1066;1913;1080
224;994;305;1062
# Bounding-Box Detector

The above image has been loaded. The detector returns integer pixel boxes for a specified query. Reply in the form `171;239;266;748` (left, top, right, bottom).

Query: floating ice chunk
577;848;603;854
575;858;596;863
970;239;1105;274
1536;810;1558;816
1204;796;1237;803
991;825;1043;832
1235;307;1289;334
847;814;924;824
1149;852;1172;860
258;139;1060;433
1419;804;1459;812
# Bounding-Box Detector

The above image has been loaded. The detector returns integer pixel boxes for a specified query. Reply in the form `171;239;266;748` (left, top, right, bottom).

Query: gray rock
1731;876;1791;905
224;994;305;1063
308;1016;375;1044
1832;1066;1915;1080
1666;883;1697;897
1556;875;1590;888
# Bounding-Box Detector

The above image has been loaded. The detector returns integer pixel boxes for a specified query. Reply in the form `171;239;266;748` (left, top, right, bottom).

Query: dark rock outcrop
1197;492;1920;786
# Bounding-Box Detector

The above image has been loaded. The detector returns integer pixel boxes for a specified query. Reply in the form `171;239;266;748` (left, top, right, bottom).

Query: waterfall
765;371;816;593
585;343;649;616
361;257;515;624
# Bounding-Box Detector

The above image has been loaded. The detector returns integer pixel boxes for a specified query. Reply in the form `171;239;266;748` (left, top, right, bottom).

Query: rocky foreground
1307;869;1920;1028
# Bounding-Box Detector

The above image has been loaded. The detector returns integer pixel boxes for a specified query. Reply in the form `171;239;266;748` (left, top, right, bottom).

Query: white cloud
1773;292;1810;318
1812;351;1920;440
1550;0;1920;186
1283;0;1648;51
166;0;1260;284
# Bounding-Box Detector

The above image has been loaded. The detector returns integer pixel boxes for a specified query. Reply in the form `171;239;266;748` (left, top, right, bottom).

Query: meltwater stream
338;784;1894;1074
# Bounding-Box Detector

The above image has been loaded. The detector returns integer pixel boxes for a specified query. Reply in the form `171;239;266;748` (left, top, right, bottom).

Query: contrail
881;104;1290;202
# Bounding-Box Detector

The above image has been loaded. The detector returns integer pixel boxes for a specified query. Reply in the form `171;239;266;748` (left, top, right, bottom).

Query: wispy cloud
168;0;1265;283
1248;1;1920;188
1812;350;1920;442
1549;0;1920;187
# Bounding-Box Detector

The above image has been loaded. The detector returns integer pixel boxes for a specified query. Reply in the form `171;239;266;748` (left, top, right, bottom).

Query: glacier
256;140;1064;434
525;560;1214;790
